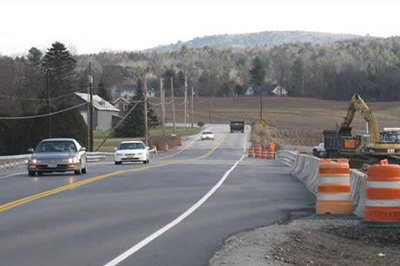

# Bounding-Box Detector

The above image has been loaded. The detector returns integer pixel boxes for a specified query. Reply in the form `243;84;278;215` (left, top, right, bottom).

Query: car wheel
143;160;147;164
28;171;35;176
115;161;122;165
74;169;81;175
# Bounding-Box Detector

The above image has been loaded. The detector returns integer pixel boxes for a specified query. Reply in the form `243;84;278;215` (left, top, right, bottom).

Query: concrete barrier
350;169;367;217
275;150;298;167
276;150;366;217
291;155;306;177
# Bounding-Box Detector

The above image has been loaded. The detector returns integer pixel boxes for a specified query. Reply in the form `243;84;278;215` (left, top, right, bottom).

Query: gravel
209;216;400;266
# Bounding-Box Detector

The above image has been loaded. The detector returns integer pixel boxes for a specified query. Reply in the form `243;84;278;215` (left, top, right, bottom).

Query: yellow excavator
323;94;400;162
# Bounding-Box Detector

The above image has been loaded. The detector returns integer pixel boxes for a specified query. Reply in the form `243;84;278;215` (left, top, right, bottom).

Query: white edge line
0;172;26;180
104;155;245;266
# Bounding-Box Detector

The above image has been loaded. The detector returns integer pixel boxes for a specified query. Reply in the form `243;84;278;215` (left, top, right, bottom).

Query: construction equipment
323;94;400;163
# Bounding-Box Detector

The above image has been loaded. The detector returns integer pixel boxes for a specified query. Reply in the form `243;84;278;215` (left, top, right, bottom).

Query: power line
0;103;87;120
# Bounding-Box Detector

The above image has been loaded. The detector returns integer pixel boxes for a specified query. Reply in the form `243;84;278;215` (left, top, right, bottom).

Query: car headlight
32;158;37;164
138;152;143;155
68;156;80;163
116;152;123;156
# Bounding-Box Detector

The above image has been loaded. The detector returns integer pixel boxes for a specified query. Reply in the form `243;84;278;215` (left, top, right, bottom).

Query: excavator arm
338;94;380;142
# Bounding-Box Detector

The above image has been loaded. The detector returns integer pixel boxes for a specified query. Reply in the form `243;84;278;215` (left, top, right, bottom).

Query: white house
121;90;136;98
271;85;288;96
245;87;254;96
75;93;120;131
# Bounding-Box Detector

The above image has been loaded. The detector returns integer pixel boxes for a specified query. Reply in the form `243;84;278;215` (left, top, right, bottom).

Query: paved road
0;125;314;266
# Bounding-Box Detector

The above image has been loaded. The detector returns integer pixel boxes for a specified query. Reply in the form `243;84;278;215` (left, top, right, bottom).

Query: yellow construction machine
323;94;400;162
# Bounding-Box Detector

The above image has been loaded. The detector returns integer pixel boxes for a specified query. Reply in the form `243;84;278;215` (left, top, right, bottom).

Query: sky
1;0;399;56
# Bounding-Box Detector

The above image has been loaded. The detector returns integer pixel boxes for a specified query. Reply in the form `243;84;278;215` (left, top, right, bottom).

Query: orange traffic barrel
269;142;276;152
316;158;353;214
163;143;169;152
261;146;268;159
267;142;275;159
255;144;262;158
177;138;183;146
248;146;255;157
364;160;400;223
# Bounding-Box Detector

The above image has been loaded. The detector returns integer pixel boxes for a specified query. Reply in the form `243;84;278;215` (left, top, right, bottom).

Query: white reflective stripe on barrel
367;181;400;189
317;194;351;201
365;200;400;207
318;177;349;184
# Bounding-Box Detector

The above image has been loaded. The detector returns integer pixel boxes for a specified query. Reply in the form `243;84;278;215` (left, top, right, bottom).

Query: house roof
271;86;288;95
112;97;130;105
75;93;119;112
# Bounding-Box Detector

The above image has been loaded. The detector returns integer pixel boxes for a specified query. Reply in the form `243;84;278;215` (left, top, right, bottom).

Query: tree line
74;37;400;101
2;37;400;112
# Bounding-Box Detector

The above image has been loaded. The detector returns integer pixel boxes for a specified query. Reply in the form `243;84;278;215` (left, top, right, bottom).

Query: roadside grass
93;126;201;152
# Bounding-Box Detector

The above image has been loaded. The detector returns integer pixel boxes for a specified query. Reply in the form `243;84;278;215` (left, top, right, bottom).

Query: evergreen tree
42;42;77;98
97;79;111;101
27;47;42;66
22;47;44;112
249;56;266;94
234;84;245;96
114;79;158;137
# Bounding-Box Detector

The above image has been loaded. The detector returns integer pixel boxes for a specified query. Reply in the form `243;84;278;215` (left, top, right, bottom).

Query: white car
313;142;326;157
201;131;215;140
114;141;150;165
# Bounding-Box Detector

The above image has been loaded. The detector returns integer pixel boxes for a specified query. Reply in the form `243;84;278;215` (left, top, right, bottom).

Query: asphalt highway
0;125;315;266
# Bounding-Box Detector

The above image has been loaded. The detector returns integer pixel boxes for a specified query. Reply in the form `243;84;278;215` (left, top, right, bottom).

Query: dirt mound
274;224;400;266
324;224;400;247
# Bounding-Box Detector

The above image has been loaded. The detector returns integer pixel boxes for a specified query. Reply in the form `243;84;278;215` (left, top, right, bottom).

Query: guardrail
0;154;30;171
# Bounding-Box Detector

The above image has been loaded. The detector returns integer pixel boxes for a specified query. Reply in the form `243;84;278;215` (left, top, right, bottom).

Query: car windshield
36;141;77;153
119;143;145;150
203;132;213;134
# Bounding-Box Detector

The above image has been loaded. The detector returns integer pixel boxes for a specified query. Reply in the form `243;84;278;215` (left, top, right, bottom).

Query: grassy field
94;126;201;152
149;96;400;148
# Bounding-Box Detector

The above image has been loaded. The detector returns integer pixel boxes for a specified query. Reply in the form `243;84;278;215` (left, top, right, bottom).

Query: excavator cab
380;130;400;143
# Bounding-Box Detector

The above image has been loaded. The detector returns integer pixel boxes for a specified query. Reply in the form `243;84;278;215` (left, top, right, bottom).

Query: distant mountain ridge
149;31;362;52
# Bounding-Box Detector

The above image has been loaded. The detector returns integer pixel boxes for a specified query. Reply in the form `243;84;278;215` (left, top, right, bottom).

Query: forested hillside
1;36;400;118
75;36;400;102
150;31;360;52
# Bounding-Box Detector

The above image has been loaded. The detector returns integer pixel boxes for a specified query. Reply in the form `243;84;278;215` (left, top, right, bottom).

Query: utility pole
191;86;194;128
171;77;176;136
144;73;149;146
208;103;211;124
260;89;263;122
89;62;94;152
160;77;165;137
46;69;51;138
184;74;188;131
87;72;90;149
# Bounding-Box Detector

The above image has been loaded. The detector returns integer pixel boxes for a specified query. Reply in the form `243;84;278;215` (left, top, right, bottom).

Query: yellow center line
0;133;227;214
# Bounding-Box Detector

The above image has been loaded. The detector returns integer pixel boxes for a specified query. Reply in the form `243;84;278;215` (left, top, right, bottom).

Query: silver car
27;138;87;176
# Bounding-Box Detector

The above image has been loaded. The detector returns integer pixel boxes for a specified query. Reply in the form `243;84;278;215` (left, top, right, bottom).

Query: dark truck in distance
230;121;245;133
